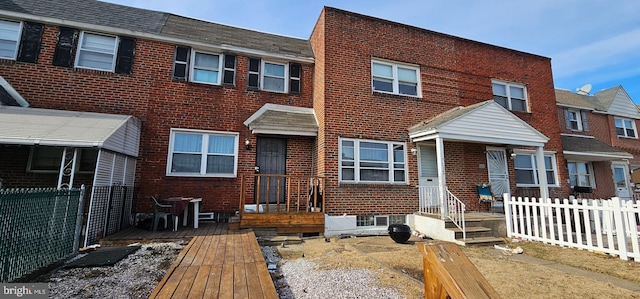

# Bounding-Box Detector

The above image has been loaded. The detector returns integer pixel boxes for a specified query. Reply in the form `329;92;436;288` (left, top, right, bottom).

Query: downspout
435;137;447;219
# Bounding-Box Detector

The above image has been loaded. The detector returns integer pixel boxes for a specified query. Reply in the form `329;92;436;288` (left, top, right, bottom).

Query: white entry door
418;145;439;207
486;148;510;198
612;163;631;199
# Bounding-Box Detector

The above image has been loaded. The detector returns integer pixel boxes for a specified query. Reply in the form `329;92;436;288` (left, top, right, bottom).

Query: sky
103;0;640;103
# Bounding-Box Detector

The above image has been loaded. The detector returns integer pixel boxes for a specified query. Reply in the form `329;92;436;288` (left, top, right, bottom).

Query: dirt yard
276;235;640;298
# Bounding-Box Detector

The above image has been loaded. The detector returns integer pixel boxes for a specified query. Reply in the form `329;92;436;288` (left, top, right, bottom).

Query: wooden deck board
149;227;278;299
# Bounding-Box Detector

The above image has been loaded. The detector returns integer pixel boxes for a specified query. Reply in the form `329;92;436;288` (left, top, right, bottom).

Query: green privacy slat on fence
0;188;82;282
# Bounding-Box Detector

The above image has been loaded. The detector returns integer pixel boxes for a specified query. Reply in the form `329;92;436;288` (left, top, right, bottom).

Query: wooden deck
103;223;278;299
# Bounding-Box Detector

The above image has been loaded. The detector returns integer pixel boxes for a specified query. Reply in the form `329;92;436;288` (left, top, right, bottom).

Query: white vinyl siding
75;32;118;71
0;19;21;59
167;129;239;177
339;138;407;183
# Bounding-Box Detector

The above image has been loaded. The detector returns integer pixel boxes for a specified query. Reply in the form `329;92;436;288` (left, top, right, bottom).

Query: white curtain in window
208;135;234;154
174;133;202;152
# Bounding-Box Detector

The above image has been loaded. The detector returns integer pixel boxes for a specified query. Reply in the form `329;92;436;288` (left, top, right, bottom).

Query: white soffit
409;101;549;147
0;106;141;157
244;104;318;136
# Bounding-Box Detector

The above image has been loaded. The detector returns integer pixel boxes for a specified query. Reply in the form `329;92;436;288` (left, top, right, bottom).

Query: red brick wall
0;23;315;213
315;8;566;215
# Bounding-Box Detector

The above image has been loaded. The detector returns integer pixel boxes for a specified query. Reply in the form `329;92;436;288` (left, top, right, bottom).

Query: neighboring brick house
310;8;566;235
0;1;570;238
556;86;640;199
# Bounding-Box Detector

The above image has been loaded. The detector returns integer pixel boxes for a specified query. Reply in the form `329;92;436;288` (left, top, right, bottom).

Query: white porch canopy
408;100;550;200
0;106;141;157
244;103;318;136
0;106;141;189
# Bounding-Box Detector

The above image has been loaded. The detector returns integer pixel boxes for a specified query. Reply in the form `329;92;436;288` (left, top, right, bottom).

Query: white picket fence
504;194;640;261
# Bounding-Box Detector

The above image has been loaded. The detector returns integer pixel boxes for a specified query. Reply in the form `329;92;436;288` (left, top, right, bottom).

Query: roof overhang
409;101;549;147
244;104;318;136
561;135;633;162
0;106;141;157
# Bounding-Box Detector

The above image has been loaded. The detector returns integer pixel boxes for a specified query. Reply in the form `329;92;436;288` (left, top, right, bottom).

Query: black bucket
388;224;411;243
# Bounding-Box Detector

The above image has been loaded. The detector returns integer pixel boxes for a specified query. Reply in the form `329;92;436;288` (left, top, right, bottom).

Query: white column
535;146;549;200
436;137;447;219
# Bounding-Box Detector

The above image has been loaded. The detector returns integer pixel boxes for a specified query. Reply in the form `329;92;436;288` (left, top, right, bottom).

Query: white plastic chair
151;196;172;231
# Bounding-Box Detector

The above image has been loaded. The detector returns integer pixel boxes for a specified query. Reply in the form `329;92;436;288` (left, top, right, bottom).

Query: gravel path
262;246;406;299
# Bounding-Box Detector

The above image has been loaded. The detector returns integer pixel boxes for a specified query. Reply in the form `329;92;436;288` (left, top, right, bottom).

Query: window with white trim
567;161;595;188
247;58;301;93
167;129;238;177
356;215;406;227
513;153;558;186
172;46;236;86
564;108;589;131
0;19;21;59
75;32;118;71
492;80;528;112
372;59;420;97
615;117;637;138
339;138;407;183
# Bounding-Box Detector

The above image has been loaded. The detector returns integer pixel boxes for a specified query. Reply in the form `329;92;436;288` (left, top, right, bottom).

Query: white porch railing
418;186;466;240
504;194;640;261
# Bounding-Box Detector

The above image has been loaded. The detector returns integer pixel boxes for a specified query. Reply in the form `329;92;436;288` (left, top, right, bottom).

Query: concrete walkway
490;249;640;293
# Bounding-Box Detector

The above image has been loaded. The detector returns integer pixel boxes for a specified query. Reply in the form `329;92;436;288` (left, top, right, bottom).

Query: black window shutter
222;54;236;86
172;46;190;80
289;63;301;94
115;36;136;74
17;21;44;63
52;27;78;67
581;110;589;131
247;57;260;89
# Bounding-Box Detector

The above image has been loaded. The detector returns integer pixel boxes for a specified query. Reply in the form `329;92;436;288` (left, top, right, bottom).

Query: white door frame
612;162;631;199
486;147;510;198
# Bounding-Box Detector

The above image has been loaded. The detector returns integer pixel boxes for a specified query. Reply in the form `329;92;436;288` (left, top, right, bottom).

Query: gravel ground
262;246;406;299
39;242;185;299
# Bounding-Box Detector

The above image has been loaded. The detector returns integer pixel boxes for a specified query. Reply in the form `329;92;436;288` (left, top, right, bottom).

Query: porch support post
535;146;549;200
435;137;447;219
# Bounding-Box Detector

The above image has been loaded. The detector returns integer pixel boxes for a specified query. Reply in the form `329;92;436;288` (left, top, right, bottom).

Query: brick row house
2;0;632;243
556;86;640;199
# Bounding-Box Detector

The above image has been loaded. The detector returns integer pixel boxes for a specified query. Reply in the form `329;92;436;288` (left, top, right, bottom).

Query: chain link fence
0;187;84;282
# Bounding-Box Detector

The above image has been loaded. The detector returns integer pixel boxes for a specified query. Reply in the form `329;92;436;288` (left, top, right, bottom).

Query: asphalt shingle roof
561;135;632;157
0;0;313;59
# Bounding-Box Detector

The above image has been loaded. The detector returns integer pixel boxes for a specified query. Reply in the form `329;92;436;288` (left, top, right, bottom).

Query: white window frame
371;59;420;97
75;31;118;72
167;128;239;178
0;19;22;60
356;215;406;227
492;80;528;112
261;60;288;93
615;117;637;138
339;138;408;184
189;50;222;85
567;109;582;131
567;161;596;188
513;151;558;187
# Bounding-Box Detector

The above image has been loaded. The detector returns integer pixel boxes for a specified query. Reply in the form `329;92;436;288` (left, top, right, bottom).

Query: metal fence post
73;185;86;253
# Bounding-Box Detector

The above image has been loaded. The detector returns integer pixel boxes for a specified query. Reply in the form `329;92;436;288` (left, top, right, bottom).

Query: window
615;117;637;138
172;46;236;86
514;153;557;186
492;80;528;112
339;138;407;183
356;215;406;227
75;32;118;71
28;147;98;173
247;58;300;93
167;129;238;177
567;161;594;188
0;19;21;59
371;59;420;97
563;108;589;131
0;19;43;63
